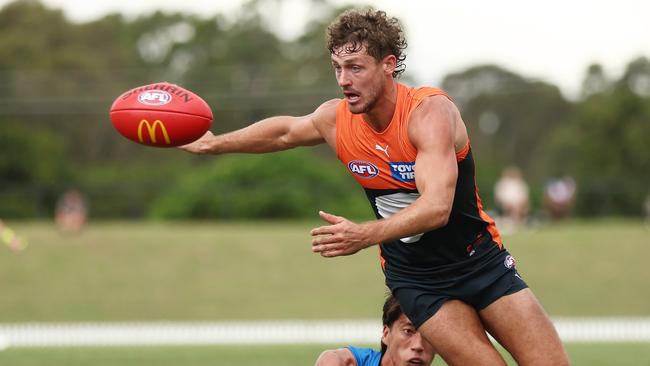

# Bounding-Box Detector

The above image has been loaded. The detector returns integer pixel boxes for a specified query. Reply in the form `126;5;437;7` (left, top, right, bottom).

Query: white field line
0;318;649;348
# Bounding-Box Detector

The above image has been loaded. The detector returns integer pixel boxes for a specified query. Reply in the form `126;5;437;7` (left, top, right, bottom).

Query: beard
348;80;384;115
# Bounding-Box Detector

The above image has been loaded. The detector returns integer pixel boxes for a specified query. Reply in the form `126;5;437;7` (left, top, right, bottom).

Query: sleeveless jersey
336;83;502;275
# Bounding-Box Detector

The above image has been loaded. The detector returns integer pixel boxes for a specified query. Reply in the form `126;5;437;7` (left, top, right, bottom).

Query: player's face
382;314;435;366
331;44;388;114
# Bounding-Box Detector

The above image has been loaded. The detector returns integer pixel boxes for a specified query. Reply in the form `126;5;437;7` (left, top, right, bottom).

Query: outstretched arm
312;95;460;257
179;99;338;155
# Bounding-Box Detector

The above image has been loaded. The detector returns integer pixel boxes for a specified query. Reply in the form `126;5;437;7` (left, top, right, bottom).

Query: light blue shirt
347;346;382;366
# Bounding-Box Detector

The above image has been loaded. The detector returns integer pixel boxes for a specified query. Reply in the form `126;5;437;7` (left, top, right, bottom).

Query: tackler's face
382;314;436;366
331;43;393;115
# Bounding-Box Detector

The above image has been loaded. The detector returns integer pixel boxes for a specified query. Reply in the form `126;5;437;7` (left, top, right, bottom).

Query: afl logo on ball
138;90;172;106
504;255;516;269
348;160;379;179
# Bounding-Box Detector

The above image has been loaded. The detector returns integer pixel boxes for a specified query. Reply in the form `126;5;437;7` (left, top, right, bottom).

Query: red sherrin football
109;82;213;147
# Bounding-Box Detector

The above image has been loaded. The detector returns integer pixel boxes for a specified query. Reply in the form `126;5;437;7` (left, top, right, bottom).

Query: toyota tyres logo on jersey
348;160;379;179
389;162;415;182
137;90;172;106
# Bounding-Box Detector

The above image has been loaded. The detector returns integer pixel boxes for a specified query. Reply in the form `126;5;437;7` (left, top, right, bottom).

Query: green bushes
148;150;372;220
0;121;67;217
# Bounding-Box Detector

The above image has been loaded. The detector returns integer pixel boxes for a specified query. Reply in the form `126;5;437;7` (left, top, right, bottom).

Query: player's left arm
311;95;458;257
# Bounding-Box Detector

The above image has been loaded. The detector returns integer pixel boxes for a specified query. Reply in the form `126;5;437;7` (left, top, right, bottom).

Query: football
109;82;213;147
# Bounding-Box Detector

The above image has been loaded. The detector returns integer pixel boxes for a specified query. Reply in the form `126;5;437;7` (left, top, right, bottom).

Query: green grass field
1;343;650;366
0;221;387;321
0;219;648;365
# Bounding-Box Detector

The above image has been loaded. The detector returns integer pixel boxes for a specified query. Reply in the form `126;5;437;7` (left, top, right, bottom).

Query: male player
315;294;435;366
181;8;570;366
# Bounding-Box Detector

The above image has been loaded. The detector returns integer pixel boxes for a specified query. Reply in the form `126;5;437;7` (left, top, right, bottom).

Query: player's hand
310;211;375;258
178;130;216;154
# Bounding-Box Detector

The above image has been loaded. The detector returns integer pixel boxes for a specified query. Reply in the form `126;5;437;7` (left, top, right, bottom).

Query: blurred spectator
494;166;530;229
55;189;88;233
543;177;576;220
0;219;27;251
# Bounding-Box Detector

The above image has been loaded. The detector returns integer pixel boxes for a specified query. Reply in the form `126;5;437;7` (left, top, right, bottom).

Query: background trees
1;0;648;219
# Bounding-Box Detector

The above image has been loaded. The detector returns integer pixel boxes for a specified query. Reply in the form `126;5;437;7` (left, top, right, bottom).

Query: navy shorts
385;239;528;329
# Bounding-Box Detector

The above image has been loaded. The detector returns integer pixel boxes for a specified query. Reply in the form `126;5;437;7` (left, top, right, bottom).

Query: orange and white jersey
335;83;502;273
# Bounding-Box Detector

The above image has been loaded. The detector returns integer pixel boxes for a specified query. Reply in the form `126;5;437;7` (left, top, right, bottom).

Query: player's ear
381;324;390;343
382;55;397;76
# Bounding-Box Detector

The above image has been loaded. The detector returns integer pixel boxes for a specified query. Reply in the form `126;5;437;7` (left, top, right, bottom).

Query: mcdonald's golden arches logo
137;119;171;144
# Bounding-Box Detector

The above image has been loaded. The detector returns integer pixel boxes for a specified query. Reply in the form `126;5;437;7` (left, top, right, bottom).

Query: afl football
109;82;213;147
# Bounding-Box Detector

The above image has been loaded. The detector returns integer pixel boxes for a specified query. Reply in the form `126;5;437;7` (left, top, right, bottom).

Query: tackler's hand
310;211;376;258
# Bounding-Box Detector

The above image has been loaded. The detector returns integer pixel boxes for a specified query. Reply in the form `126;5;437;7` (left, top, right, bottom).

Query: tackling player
315;295;435;366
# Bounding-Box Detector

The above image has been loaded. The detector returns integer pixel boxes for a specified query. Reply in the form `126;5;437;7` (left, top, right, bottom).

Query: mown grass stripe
1;318;649;348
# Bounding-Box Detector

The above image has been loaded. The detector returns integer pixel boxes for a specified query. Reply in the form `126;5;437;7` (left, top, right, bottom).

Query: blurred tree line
0;0;648;220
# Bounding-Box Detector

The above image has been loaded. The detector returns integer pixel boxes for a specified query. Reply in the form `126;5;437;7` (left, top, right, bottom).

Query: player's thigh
479;288;570;366
418;299;507;366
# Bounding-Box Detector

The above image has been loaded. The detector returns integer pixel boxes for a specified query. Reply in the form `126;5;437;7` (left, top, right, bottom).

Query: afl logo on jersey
504;255;516;269
348;160;379;179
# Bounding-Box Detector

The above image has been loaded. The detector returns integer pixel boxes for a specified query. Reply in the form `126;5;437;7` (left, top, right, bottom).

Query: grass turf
0;219;648;321
0;219;648;365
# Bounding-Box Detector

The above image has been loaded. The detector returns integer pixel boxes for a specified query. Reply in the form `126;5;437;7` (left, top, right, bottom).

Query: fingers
320;249;347;258
311;210;358;258
312;243;339;253
319;210;344;224
312;243;347;258
311;211;344;235
178;131;215;154
177;141;199;153
312;234;341;246
312;232;343;252
310;225;335;236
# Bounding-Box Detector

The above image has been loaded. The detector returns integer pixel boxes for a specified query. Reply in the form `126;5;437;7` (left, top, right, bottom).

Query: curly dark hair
327;8;407;78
